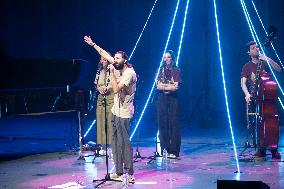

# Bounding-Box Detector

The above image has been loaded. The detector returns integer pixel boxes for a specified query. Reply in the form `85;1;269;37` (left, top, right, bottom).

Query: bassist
241;41;281;159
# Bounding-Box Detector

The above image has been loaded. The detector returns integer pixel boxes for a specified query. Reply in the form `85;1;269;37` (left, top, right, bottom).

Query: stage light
251;0;284;69
84;119;96;138
240;1;256;42
176;0;190;67
129;0;158;60
130;0;182;140
213;0;240;173
278;97;284;111
51;93;61;112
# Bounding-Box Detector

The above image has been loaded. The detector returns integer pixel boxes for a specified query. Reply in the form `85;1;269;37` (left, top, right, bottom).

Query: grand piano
0;54;98;157
0;54;96;117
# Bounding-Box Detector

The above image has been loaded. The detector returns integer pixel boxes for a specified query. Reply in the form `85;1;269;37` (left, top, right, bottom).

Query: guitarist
241;41;281;159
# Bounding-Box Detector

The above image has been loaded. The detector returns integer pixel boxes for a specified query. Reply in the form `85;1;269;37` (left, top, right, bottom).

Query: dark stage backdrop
1;0;284;137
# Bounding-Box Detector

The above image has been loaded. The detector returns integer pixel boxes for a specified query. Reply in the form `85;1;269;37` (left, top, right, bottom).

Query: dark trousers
156;92;181;156
111;114;134;175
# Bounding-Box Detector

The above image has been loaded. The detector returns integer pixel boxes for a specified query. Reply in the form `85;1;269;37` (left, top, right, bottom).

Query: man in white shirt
84;36;136;182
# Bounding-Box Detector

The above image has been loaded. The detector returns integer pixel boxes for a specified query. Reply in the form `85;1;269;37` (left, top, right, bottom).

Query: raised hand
84;36;94;46
83;35;115;64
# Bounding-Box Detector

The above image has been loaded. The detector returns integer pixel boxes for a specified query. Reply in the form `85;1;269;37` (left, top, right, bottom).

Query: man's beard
113;62;124;70
251;53;259;59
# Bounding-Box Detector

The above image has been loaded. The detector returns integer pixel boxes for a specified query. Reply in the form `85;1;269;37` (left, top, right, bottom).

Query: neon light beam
176;0;190;67
213;0;240;173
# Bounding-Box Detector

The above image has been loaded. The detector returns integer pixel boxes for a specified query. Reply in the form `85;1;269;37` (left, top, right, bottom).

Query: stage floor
0;127;284;189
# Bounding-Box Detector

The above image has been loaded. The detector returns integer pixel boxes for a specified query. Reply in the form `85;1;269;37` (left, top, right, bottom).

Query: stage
1;0;284;188
0;126;283;189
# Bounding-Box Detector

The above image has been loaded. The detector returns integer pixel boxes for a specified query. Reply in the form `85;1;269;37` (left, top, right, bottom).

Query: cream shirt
111;67;137;118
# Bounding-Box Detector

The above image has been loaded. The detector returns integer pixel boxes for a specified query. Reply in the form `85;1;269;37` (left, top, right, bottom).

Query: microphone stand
147;134;162;164
78;65;106;162
91;93;107;163
133;75;146;162
93;69;120;187
92;65;107;162
147;84;163;164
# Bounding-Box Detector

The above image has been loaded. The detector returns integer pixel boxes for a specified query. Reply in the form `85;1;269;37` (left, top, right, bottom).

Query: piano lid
0;55;95;92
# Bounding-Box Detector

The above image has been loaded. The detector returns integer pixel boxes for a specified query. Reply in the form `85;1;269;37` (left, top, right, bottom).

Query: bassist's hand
259;54;269;62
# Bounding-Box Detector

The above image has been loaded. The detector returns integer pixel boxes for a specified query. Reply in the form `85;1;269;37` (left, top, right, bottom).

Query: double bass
247;26;279;152
257;72;279;149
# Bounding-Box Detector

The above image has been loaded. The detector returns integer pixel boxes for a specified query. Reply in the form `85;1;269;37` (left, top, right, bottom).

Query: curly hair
246;41;257;52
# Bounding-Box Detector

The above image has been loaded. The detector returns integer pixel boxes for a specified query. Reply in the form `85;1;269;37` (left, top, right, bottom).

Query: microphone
105;66;110;72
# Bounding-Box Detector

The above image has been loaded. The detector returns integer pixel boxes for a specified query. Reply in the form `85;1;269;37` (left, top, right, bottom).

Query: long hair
160;50;178;83
165;50;177;66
